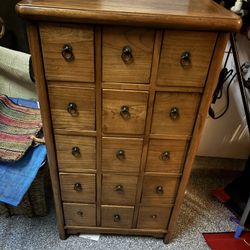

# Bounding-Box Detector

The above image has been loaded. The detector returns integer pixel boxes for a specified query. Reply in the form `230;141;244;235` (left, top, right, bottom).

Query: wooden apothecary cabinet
16;0;241;243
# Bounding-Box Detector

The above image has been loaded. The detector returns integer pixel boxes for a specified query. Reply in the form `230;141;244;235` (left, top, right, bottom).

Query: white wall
198;34;250;159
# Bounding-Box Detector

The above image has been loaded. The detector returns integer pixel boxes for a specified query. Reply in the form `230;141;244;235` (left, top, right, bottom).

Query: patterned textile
0;95;42;161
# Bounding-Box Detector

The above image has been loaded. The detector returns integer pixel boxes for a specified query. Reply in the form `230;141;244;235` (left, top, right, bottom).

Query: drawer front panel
145;139;188;173
63;203;96;227
55;135;96;172
102;174;138;205
157;31;217;87
151;92;200;137
141;176;180;204
102;26;155;83
102;137;143;173
102;89;148;135
40;23;94;82
60;173;96;203
137;206;172;229
48;85;95;132
101;205;134;228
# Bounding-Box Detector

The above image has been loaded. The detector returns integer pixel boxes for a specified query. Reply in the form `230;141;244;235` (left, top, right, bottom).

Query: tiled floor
0;159;242;250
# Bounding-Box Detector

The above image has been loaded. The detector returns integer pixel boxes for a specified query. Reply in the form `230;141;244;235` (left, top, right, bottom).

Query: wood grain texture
55;134;96;172
60;173;96;203
102;89;148;135
102;174;138;205
16;0;242;31
102;26;154;83
39;23;94;82
157;31;217;87
145;139;188;173
164;33;230;243
137;205;172;229
151;92;201;137
102;137;143;173
101;205;134;228
26;23;66;240
48;85;95;132
63;203;96;226
141;175;180;205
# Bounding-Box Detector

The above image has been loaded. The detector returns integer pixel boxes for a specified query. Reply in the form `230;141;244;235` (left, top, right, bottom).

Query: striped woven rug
0;95;42;161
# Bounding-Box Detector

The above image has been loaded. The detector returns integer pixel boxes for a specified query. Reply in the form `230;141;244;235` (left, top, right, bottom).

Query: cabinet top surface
16;0;241;31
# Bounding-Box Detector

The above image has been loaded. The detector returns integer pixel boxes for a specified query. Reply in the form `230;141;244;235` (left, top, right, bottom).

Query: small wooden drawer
137;205;172;229
102;26;155;83
102;174;138;205
60;173;96;203
145;139;188;173
55;135;96;172
63;203;96;227
102;89;148;135
48;85;95;132
39;23;94;82
151;92;200;137
102;137;143;173
101;205;134;228
141;175;180;204
157;31;217;87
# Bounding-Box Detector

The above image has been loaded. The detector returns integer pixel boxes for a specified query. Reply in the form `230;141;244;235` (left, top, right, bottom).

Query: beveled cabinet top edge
16;0;241;31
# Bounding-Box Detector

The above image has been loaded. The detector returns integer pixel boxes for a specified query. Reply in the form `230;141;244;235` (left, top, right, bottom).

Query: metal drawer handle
156;186;164;194
121;46;133;64
180;51;191;68
62;44;74;62
77;211;83;217
169;107;179;120
161;151;170;161
74;182;82;192
114;214;121;222
120;105;131;120
151;215;157;219
67;102;78;116
115;184;124;193
116;149;126;160
72;146;81;157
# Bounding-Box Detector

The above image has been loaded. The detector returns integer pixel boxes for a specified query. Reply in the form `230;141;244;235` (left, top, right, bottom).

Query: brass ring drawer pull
114;214;121;222
161;151;170;161
74;182;82;192
72;146;80;157
115;184;124;192
77;211;83;217
156;186;164;194
120;105;131;120
180;51;191;68
116;149;126;160
62;44;74;62
169;107;179;120
121;46;133;64
67;102;78;116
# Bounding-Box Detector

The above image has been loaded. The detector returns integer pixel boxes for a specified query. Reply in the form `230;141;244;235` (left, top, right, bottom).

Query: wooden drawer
102;137;143;173
60;173;96;203
102;89;148;135
145;139;188;173
101;205;134;228
39;23;94;82
55;135;96;172
137;206;172;229
63;203;96;227
157;31;217;87
141;175;180;204
48;85;95;132
102;174;138;205
151;92;200;137
102;26;155;83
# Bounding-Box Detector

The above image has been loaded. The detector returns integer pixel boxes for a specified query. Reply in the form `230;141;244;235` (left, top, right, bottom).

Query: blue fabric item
0;97;46;206
0;144;46;206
